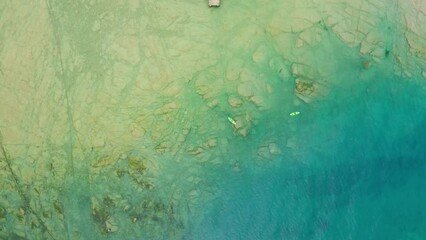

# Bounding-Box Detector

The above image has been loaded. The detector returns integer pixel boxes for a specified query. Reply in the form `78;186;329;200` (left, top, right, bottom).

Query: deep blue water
188;70;426;239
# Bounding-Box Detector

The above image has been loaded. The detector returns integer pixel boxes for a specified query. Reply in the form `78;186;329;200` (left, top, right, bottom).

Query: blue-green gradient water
2;1;426;239
186;70;426;239
139;10;426;235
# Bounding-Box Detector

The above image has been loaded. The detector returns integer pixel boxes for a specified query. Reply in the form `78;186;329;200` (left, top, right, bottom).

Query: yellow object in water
227;116;237;125
290;111;300;116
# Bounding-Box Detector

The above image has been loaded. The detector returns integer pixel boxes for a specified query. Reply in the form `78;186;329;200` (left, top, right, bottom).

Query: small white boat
209;0;220;7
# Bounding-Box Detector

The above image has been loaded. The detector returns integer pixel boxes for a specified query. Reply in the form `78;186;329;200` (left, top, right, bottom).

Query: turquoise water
2;1;426;239
187;71;426;239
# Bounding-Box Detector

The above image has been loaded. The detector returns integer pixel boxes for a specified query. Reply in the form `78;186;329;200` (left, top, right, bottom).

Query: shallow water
189;70;426;239
1;0;426;239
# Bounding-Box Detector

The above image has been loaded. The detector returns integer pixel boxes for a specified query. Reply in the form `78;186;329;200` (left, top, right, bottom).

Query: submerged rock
257;142;282;160
294;78;329;103
228;96;243;108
